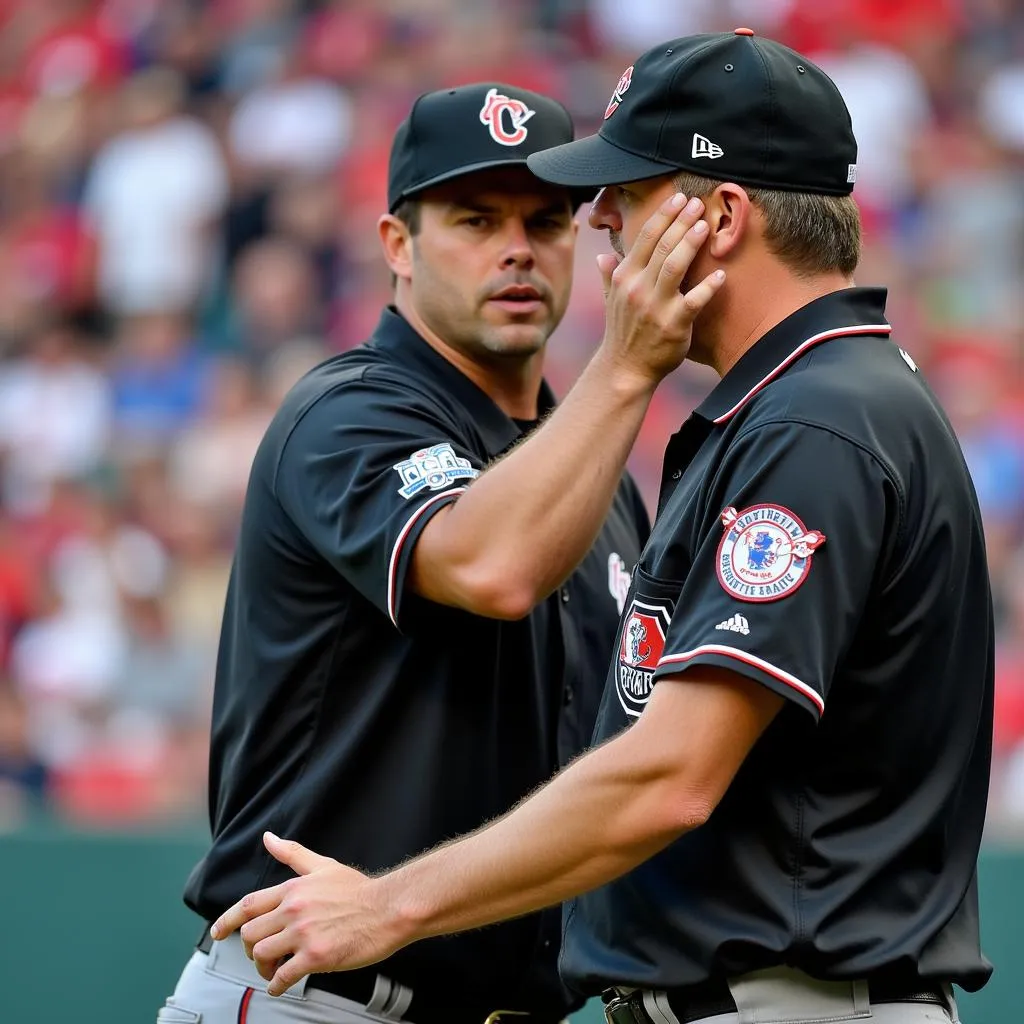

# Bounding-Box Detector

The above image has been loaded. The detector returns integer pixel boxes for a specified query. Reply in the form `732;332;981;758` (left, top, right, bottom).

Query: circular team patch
716;504;825;603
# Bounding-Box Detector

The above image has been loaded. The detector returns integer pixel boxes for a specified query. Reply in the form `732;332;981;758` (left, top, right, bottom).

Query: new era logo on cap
692;133;724;159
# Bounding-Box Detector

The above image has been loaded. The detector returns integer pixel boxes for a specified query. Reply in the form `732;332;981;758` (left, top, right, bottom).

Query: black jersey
560;288;993;997
183;308;650;1018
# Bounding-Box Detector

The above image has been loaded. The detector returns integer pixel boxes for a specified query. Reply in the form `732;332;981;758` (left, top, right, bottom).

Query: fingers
642;196;705;285
209;883;286;941
621;191;688;269
269;952;316;998
251;929;297;977
596;253;619;300
239;904;288;959
263;831;335;876
676;268;727;322
653;217;710;298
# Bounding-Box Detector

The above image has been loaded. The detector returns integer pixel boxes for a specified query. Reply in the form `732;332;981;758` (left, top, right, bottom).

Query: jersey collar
370;307;557;452
695;287;892;425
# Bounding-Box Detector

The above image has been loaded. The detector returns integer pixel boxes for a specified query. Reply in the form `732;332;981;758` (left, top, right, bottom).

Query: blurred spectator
217;235;324;362
168;355;269;529
83;65;228;315
217;0;300;98
0;682;47;822
227;46;352;178
813;36;933;219
0;318;111;514
587;0;720;52
109;311;207;453
19;0;129;98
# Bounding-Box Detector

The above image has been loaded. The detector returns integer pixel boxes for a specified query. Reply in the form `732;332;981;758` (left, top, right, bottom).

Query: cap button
734;27;755;35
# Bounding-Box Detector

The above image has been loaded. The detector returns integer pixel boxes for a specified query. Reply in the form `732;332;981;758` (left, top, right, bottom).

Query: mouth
488;285;545;315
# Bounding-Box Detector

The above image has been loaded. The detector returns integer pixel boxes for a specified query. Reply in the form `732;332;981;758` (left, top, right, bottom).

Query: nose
589;187;621;233
499;217;535;269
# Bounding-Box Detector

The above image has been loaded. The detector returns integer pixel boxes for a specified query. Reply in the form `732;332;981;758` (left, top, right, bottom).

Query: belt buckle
483;1012;530;1024
603;993;645;1024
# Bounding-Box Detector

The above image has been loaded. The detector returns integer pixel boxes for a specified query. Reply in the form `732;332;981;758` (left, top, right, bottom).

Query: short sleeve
654;422;897;720
273;374;484;629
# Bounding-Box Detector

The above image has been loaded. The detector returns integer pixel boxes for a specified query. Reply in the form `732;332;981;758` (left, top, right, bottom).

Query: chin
482;324;549;357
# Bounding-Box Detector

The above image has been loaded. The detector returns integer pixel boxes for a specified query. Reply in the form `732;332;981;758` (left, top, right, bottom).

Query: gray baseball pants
157;932;416;1024
619;966;960;1024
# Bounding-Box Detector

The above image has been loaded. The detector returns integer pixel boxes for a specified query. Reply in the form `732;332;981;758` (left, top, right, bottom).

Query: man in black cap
212;30;993;1024
157;79;724;1024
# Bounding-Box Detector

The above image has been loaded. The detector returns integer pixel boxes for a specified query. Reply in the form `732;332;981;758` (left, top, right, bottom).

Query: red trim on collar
712;323;892;425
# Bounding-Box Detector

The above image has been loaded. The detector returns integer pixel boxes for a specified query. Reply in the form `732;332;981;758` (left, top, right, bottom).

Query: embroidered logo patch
616;598;672;717
393;443;478;499
716;505;825;603
604;65;633;119
692;133;724;159
479;87;536;146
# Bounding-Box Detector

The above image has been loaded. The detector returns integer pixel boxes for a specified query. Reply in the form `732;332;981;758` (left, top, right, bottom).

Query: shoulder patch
716;505;825;602
393;442;478;499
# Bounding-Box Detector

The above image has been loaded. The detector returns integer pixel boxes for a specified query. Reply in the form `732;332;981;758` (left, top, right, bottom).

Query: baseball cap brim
393;159;594;211
527;132;678;189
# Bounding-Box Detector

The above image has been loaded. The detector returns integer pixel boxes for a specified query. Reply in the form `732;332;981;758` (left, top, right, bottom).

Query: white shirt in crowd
84;115;229;315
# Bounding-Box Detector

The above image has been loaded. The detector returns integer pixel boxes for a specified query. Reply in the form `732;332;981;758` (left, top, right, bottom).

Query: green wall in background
0;822;1018;1023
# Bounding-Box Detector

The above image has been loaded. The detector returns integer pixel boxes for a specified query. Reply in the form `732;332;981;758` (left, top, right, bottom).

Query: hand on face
209;832;409;997
597;192;724;388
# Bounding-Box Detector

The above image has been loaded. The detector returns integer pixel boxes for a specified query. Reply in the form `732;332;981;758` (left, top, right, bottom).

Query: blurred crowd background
0;0;1022;838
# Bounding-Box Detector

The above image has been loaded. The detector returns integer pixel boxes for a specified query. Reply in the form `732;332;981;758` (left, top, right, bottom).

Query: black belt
602;977;947;1024
197;928;563;1024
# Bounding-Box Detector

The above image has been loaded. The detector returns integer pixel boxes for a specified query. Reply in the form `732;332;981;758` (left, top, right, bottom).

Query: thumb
596;253;619;301
264;831;334;876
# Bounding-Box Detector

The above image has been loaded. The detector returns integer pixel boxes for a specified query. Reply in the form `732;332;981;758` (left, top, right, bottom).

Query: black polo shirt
183;308;649;1017
560;288;994;996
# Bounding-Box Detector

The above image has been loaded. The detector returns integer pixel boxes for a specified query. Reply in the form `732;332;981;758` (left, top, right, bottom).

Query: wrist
373;871;434;947
588;347;660;404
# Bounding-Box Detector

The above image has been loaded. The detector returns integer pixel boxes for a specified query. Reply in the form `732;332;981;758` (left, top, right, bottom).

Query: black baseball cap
527;29;858;197
387;83;581;213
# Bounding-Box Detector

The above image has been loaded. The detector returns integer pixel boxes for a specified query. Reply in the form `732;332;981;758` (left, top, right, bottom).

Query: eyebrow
446;199;571;217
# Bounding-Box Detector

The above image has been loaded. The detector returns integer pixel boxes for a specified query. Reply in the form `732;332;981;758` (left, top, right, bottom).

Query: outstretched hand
209;832;411;997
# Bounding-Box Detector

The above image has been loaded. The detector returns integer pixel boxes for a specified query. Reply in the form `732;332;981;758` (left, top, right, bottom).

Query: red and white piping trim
387;487;467;626
713;323;892;424
658;643;824;715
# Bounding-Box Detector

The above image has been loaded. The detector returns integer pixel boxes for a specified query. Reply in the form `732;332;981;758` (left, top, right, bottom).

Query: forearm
379;716;695;944
413;349;654;613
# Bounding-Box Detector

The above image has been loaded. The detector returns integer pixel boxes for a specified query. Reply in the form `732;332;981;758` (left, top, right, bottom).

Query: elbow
664;788;716;835
649;782;716;839
453;564;541;620
672;795;715;833
472;582;538;621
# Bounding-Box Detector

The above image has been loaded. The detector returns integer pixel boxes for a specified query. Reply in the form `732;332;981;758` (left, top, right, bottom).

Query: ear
704;183;752;260
378;214;414;282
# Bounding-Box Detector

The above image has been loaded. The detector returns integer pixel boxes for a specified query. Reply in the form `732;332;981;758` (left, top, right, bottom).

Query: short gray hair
672;172;861;278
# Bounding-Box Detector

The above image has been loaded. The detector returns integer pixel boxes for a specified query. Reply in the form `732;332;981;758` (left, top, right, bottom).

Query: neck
394;291;544;420
702;268;856;378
